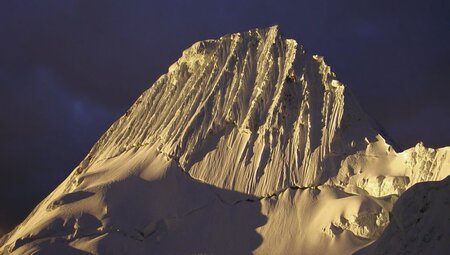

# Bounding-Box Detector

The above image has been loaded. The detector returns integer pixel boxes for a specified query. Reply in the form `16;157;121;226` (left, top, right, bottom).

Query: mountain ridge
1;26;449;255
66;25;384;197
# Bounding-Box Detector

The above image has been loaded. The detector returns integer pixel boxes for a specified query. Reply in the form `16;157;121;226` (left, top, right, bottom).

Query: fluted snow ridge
2;26;450;255
67;26;380;196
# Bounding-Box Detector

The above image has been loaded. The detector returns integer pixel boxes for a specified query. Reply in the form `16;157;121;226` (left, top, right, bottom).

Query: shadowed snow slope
1;26;449;255
354;176;450;255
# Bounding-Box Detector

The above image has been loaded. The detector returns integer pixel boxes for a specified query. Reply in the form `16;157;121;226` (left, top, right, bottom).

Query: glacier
1;26;449;255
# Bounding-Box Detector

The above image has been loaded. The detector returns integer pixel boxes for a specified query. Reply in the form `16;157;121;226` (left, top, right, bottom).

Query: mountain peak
2;27;449;255
66;26;381;197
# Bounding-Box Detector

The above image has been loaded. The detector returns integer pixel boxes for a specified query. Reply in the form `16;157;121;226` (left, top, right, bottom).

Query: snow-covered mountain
1;26;449;255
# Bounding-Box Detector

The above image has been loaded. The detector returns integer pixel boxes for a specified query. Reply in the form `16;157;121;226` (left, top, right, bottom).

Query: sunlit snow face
1;0;450;241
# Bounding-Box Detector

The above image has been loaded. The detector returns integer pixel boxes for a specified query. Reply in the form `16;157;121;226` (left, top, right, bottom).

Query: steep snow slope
65;26;385;197
1;26;449;255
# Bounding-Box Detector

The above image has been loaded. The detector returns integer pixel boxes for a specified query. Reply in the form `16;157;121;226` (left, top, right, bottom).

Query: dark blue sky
1;0;449;235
